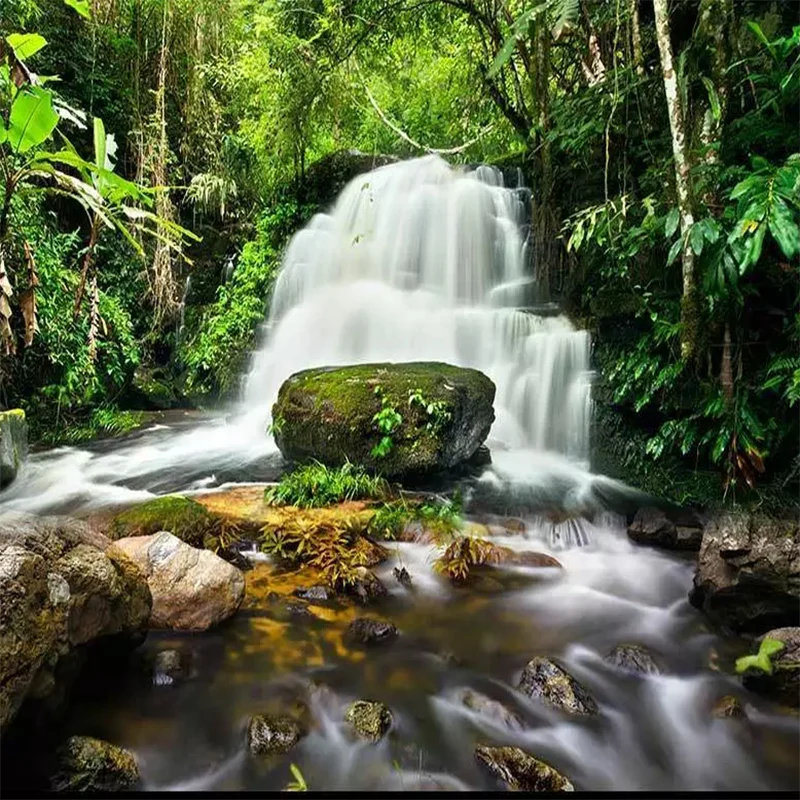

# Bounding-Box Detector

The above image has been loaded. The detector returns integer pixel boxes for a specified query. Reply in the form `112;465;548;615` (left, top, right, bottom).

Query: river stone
345;699;393;741
0;512;151;733
517;657;599;715
153;649;187;686
712;695;746;719
689;513;799;634
50;735;140;791
741;627;800;708
627;507;704;551
343;568;388;605
272;362;496;478
109;531;244;631
109;495;217;548
393;566;413;588
247;714;304;755
294;585;329;602
475;745;574;791
0;408;27;488
604;644;662;676
346;617;398;645
458;688;523;729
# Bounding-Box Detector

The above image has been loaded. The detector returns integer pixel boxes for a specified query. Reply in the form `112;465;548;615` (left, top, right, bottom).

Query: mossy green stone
109;495;216;547
50;735;140;791
345;699;393;741
272;362;495;478
0;408;28;488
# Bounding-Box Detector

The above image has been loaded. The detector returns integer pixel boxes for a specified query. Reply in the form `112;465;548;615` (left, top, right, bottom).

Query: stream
1;156;798;792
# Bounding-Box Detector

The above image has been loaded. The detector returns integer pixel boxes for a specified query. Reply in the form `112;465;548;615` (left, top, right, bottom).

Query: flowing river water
1;157;798;792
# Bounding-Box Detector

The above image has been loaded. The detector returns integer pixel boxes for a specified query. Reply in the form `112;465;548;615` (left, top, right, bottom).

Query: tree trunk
653;0;700;361
628;0;644;76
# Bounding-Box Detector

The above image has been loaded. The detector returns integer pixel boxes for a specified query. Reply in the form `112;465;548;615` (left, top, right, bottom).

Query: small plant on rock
371;385;403;458
735;637;786;676
265;461;389;508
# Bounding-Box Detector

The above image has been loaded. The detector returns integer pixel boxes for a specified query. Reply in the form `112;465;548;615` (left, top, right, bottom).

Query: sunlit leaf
6;33;47;61
7;86;59;153
665;207;679;238
63;0;92;19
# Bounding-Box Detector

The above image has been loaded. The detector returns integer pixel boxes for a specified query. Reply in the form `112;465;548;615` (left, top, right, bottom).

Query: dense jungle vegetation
0;0;797;507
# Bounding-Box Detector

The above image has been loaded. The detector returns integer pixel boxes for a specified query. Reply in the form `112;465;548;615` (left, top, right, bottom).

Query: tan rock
110;531;244;631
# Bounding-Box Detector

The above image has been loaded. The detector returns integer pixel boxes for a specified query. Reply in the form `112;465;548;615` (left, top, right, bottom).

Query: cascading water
241;155;592;460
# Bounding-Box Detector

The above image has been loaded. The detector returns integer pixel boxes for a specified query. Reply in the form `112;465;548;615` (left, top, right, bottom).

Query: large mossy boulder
0;513;151;733
272;362;495;478
0;409;28;488
689;512;799;634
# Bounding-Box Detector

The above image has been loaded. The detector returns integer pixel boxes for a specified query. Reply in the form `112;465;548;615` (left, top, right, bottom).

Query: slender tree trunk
628;0;644;75
653;0;699;361
73;216;100;318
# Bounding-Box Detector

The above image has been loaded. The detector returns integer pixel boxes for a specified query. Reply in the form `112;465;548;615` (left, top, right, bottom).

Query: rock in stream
517;657;599;716
475;745;574;791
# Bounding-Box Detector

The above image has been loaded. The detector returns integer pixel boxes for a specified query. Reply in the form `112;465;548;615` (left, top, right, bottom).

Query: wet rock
109;531;244;631
484;516;527;537
627;507;704;551
393;566;413;588
345;699;393;741
689;513;799;634
0;513;151;733
511;551;563;569
712;695;746;719
458;688;523;729
517;657;599;716
153;649;188;686
294;585;329;602
346;617;399;645
398;521;438;544
342;568;388;605
50;735;140;791
466;574;506;593
271;597;315;620
604;644;662;676
0;408;27;488
475;745;574;791
741;627;800;709
360;537;390;567
247;714;304;755
272;362;496;478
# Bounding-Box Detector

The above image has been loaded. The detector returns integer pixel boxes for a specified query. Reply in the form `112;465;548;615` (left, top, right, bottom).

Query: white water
0;155;608;516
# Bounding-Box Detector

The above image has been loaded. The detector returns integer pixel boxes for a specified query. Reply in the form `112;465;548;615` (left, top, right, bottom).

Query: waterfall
242;155;592;461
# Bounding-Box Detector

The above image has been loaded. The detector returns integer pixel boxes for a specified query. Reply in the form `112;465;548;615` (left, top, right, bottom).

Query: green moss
109;496;216;547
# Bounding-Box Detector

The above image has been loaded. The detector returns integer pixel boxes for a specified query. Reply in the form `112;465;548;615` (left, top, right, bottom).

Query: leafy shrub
37;407;145;446
433;534;508;583
265;461;390;509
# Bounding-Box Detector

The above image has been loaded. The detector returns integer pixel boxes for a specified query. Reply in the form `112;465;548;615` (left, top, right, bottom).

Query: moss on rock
0;408;28;488
50;735;140;791
345;699;392;741
272;362;495;478
109;496;216;547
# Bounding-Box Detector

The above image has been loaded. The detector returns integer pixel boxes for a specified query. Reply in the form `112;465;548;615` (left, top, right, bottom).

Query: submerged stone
458;688;523;729
517;657;599;716
294;585;329;602
343;568;388;605
712;695;746;719
475;745;574;791
247;714;304;755
152;649;188;686
346;617;398;645
345;699;393;741
50;735;140;791
604;644;662;676
272;362;496;478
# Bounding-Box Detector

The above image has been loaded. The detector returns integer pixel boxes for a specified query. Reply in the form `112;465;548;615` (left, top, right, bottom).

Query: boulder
343;568;388;605
475;745;574;792
345;700;393;741
0;409;27;488
0;513;151;733
346;617;398;645
741;627;800;709
247;714;304;756
627;507;704;551
109;496;217;548
689;513;799;634
517;657;598;716
50;735;140;791
272;362;496;478
457;688;523;730
604;644;662;676
110;532;244;631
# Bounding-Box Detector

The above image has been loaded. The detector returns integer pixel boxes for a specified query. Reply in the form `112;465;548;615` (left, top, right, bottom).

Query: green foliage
432;533;508;583
407;387;452;433
286;764;308;792
371;385;403;459
265;461;389;509
367;493;462;541
735;636;786;676
36;406;144;446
